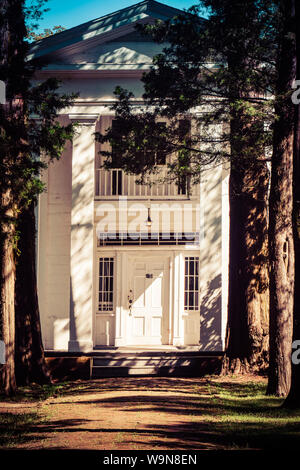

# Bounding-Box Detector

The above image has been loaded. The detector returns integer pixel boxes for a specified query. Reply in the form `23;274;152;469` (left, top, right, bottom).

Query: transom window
184;256;199;311
97;232;199;246
98;257;114;312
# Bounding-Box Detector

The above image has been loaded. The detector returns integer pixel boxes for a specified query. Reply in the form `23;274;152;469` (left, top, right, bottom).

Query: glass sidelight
184;256;199;311
98;257;114;312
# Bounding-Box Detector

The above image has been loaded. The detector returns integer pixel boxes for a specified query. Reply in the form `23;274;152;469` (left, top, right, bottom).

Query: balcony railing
95;168;199;198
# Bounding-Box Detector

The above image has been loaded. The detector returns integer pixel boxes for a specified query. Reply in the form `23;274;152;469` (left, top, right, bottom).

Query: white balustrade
95;168;199;198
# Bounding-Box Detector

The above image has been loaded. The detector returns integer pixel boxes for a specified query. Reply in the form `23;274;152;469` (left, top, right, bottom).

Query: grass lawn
0;375;299;450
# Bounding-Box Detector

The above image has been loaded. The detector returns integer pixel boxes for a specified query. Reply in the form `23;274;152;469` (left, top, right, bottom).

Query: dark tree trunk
222;159;269;374
222;59;270;374
15;202;51;386
0;192;17;396
267;0;296;397
0;0;28;396
283;0;300;407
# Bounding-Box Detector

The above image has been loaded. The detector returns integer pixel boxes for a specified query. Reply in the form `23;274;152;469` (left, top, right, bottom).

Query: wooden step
44;350;223;380
90;353;222;378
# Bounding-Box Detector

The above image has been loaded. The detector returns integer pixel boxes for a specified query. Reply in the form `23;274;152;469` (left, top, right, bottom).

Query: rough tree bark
222;158;269;374
0;191;17;395
283;0;300;407
222;63;270;374
15;202;51;386
267;0;296;397
0;0;20;396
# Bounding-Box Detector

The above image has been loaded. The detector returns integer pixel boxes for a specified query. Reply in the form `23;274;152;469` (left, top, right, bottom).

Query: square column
68;116;98;352
172;251;184;346
114;252;127;347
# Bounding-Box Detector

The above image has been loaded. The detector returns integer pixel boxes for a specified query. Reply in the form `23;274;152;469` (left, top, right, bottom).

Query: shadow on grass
3;377;212;402
1;377;300;450
0;412;47;449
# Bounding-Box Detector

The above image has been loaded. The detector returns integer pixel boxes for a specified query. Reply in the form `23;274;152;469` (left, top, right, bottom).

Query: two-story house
30;0;229;356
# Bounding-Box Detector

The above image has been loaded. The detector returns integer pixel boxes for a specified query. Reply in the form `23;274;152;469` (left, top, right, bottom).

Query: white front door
128;257;168;345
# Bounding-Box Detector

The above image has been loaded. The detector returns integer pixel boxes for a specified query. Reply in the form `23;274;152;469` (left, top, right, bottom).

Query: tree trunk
283;100;300;406
222;159;269;374
267;0;296;397
0;191;16;396
15;202;51;386
282;0;300;407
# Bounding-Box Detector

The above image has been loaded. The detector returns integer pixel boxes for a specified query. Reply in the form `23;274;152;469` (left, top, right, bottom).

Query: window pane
189;292;194;309
99;258;114;311
195;292;199;310
156;150;166;165
184;292;188;308
185;259;189;275
184;256;199;311
179;119;191;138
190;277;196;291
189;260;194;275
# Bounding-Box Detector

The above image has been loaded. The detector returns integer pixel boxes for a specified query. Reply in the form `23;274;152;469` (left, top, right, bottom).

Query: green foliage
24;0;50;32
0;1;77;227
97;0;278;185
27;25;66;42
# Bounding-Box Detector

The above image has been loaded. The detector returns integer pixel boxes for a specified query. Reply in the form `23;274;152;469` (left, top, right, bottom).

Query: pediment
28;0;183;63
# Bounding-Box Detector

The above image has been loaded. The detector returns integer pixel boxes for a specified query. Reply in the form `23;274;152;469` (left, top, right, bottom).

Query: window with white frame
184;256;199;311
98;257;114;312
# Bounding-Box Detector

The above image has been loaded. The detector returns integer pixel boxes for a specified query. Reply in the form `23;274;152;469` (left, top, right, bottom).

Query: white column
221;165;230;349
172;251;184;346
68;116;98;352
37;159;50;348
199;164;223;351
168;254;174;345
114;252;122;345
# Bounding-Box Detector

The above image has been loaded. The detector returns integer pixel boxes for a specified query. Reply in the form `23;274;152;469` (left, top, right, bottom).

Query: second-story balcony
95;168;200;199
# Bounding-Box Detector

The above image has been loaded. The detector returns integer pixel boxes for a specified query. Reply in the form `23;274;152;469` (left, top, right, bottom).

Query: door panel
133;316;145;337
130;257;167;345
151;276;162;308
133;276;146;308
151;316;162;337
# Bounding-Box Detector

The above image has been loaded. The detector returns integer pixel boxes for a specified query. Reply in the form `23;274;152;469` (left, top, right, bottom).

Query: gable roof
28;1;184;61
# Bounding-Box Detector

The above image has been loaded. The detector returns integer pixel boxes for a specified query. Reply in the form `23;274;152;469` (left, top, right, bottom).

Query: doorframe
125;252;170;346
93;245;200;348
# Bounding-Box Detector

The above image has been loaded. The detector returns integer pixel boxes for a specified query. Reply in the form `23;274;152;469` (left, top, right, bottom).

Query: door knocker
128;289;133;315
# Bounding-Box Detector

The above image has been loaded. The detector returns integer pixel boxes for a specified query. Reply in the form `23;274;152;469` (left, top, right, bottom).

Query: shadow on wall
47;316;70;350
200;274;222;351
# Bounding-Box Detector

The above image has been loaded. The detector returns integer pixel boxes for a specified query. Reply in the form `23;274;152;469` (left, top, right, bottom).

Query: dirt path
0;376;266;450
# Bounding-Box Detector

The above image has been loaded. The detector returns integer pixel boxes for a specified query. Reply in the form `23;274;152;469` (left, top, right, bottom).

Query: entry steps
90;350;222;378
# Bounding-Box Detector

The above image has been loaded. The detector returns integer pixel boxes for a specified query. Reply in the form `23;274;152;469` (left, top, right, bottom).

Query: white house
31;0;229;354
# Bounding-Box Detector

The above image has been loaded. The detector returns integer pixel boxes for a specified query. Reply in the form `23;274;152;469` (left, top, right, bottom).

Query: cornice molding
33;69;146;79
69;114;99;125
